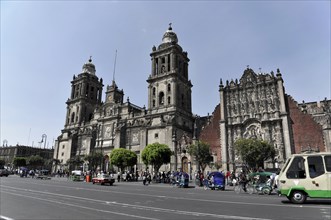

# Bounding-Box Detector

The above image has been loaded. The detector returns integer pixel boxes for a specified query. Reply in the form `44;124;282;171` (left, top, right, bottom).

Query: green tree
13;157;27;168
66;155;84;171
0;159;5;168
187;141;213;173
84;151;104;171
28;155;45;169
110;148;137;172
141;143;172;173
234;138;275;170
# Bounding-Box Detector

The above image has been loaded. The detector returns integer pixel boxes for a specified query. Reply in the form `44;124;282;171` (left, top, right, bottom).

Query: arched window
167;84;171;92
152;99;156;107
153;87;156;96
71;112;75;123
159;92;165;105
168;96;171;105
161;65;165;74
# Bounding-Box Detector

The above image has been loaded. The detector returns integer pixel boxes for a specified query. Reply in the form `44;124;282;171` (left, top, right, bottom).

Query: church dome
162;23;178;44
82;57;96;75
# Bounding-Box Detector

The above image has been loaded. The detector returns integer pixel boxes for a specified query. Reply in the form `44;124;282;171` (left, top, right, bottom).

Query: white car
92;174;115;185
71;170;82;176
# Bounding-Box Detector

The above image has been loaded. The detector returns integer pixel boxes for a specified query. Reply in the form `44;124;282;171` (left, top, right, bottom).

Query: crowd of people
24;167;279;191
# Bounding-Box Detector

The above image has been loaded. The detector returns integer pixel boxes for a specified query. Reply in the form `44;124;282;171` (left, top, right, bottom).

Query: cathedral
54;25;196;174
53;25;331;174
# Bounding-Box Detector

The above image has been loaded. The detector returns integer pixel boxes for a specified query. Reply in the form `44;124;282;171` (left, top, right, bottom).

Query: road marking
0;215;14;220
2;183;331;210
2;191;159;220
2;187;270;220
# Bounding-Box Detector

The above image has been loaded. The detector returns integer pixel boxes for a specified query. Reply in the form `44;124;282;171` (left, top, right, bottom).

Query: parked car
0;169;10;177
92;173;115;185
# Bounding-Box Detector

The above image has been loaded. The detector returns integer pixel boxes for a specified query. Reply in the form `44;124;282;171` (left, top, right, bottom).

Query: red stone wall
199;104;221;161
288;96;325;153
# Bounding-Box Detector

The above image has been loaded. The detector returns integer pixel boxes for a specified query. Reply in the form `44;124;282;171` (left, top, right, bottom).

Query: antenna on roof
112;50;117;82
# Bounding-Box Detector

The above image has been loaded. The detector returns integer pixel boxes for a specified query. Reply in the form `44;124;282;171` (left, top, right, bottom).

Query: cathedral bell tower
146;24;194;172
147;24;193;115
64;57;103;129
105;80;124;104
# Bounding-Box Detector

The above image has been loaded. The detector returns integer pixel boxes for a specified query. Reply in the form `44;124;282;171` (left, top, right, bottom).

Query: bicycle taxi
246;171;274;195
203;171;226;190
171;171;189;188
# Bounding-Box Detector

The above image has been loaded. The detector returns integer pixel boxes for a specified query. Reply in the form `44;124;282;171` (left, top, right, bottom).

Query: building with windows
54;25;196;174
199;69;330;171
54;25;330;173
0;145;54;169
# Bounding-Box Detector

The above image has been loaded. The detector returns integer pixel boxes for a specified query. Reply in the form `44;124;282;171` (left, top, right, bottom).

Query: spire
112;50;117;83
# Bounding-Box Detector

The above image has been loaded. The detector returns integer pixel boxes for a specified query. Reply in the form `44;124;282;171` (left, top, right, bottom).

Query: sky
1;1;330;148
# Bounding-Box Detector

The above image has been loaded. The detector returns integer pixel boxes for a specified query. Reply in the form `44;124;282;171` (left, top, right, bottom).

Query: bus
277;152;331;204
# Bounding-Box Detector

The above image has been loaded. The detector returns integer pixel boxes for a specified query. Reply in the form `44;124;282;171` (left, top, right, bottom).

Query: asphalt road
1;175;330;220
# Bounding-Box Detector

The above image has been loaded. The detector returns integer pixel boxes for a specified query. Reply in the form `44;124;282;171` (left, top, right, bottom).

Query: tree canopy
28;155;45;169
66;155;84;171
110;148;137;172
187;141;213;172
84;151;104;171
0;159;5;167
141;143;172;173
234;138;275;170
13;157;27;167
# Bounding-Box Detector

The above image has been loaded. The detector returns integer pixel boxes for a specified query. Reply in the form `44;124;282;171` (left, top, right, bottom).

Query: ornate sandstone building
200;68;330;171
54;25;330;173
54;25;196;173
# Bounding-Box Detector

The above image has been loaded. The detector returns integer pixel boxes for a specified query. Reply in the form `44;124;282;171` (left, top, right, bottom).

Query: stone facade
218;68;292;170
54;25;331;174
0;145;54;170
54;25;196;174
200;68;331;171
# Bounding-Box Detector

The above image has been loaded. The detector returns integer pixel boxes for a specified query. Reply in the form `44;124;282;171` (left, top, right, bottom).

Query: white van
278;152;331;204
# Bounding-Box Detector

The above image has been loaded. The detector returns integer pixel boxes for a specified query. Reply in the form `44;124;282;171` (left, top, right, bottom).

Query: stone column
165;55;168;72
276;69;292;159
71;85;75;99
219;82;228;170
151;57;155;76
173;80;177;106
65;107;69;126
98;87;102;103
276;70;286;114
171;53;175;71
148;85;152;109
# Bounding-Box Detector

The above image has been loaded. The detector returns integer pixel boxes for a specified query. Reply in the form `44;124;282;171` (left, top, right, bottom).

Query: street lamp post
42;134;47;149
39;134;47;149
2;139;8;147
172;129;177;171
97;124;103;172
